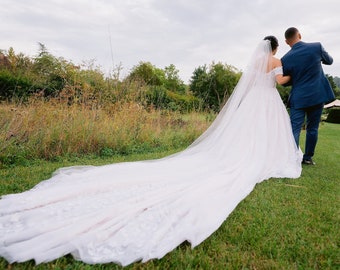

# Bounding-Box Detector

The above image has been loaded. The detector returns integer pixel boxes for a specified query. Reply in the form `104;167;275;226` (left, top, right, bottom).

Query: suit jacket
281;41;335;109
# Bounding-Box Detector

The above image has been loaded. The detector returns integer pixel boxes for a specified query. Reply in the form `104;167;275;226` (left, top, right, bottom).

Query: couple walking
0;27;334;266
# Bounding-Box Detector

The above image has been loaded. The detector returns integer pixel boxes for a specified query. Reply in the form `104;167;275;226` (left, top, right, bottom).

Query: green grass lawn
0;123;339;270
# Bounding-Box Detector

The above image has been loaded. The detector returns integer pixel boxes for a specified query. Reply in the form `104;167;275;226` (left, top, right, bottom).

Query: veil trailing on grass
0;40;301;266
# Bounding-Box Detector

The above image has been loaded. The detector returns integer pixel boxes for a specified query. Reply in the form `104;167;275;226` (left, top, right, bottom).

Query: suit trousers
290;103;324;161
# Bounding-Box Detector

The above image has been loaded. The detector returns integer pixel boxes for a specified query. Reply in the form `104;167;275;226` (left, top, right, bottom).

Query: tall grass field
0;104;339;269
0;100;212;166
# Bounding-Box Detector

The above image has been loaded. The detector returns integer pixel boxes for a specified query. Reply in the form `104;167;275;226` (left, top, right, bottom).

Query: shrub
0;69;37;100
325;107;340;123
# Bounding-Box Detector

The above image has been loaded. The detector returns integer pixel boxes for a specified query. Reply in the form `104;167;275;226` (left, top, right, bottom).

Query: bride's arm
275;68;291;85
273;58;290;85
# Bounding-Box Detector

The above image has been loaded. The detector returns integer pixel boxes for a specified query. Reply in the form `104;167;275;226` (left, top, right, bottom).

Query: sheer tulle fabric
0;40;302;266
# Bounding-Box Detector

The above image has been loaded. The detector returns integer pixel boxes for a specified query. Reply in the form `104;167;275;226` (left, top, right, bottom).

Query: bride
0;36;302;266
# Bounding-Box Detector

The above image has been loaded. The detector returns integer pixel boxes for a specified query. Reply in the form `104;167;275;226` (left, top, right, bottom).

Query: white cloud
1;0;339;82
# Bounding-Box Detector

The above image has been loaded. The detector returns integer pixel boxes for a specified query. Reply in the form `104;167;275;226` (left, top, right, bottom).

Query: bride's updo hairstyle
263;35;278;51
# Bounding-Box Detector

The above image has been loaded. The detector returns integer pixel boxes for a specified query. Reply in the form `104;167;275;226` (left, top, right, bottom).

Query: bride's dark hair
263;35;278;51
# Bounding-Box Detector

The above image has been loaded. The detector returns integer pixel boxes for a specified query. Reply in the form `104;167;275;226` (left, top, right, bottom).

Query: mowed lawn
0;122;339;270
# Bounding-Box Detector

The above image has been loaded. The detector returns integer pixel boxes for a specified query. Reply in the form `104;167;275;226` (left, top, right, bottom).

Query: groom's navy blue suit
282;41;334;162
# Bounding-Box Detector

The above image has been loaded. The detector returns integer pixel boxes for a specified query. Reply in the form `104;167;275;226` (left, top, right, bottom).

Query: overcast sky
2;0;339;83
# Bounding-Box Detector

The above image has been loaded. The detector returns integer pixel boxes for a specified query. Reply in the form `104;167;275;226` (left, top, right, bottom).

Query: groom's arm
320;44;333;65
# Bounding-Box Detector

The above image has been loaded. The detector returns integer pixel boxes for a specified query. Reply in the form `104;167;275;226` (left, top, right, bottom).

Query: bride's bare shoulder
271;57;282;68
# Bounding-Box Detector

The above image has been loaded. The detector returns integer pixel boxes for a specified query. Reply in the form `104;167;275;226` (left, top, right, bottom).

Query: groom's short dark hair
285;27;299;40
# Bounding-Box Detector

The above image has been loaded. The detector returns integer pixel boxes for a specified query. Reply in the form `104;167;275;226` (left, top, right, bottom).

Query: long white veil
177;39;273;155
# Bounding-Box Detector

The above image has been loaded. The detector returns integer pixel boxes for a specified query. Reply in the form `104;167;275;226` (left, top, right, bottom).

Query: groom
281;27;334;165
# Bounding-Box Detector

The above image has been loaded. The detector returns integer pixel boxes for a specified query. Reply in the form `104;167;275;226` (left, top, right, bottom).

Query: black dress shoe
302;159;316;165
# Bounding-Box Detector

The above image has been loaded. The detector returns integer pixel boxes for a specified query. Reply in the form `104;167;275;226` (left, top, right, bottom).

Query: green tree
127;61;165;86
190;62;241;111
333;76;340;88
0;48;36;100
164;64;186;94
77;60;108;105
32;43;67;96
326;74;336;92
326;74;339;98
3;47;33;76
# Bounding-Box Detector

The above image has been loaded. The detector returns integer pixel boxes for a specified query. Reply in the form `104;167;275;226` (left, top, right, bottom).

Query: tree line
0;44;338;112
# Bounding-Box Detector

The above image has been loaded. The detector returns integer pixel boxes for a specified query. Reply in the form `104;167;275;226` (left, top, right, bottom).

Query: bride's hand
276;74;291;85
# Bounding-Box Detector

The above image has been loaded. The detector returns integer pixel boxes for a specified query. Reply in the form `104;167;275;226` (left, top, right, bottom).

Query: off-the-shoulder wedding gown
0;41;302;266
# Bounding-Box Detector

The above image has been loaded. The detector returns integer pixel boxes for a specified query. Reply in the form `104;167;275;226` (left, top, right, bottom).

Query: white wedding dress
0;41;302;266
